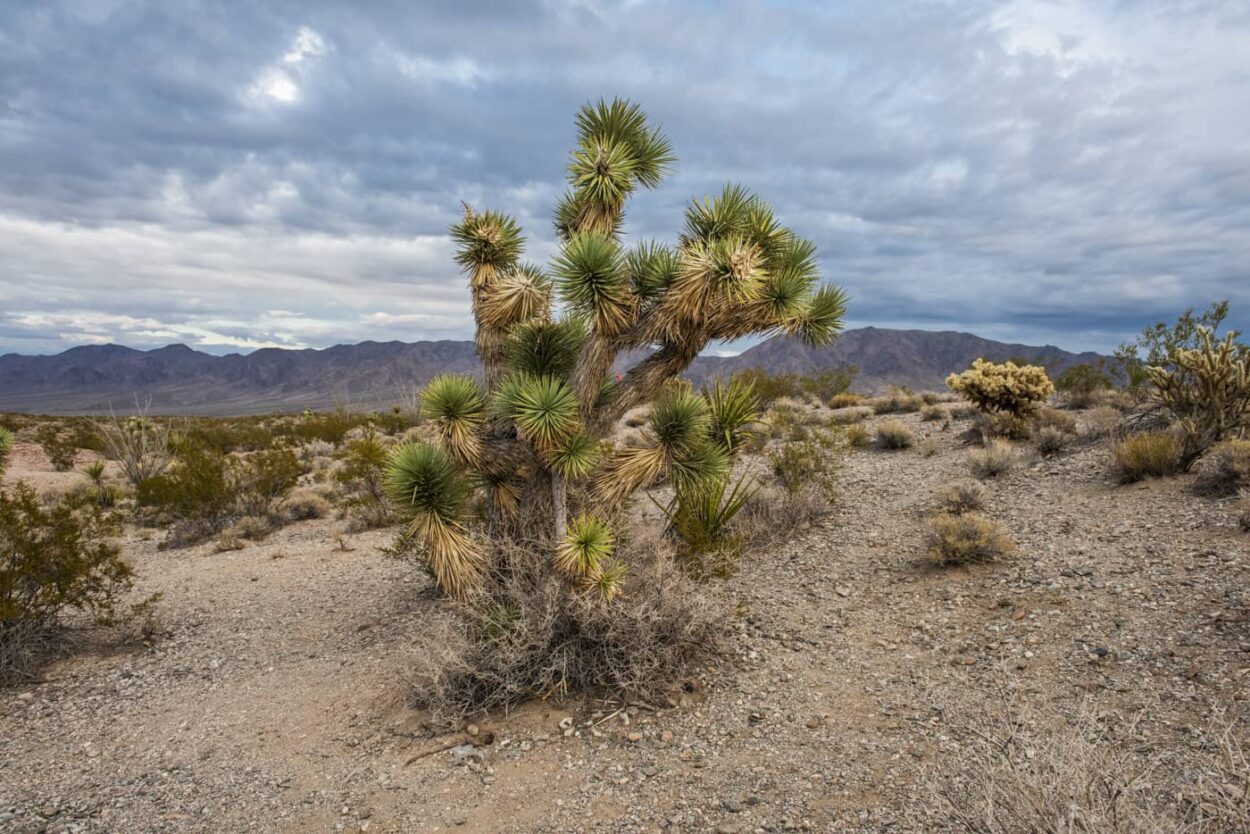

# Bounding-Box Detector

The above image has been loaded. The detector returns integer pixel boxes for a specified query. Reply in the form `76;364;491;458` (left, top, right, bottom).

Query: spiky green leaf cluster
421;374;486;463
704;378;764;455
506;317;586;380
552;230;634;335
554;514;614;579
495;375;580;450
449;206;525;285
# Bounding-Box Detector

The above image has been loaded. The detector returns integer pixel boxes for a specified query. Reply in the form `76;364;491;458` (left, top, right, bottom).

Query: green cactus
386;99;846;598
1147;326;1250;469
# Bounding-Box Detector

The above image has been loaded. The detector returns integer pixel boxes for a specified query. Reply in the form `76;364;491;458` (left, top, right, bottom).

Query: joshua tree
386;99;847;598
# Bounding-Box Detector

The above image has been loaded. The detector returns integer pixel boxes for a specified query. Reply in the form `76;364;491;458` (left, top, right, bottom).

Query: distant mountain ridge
0;328;1105;415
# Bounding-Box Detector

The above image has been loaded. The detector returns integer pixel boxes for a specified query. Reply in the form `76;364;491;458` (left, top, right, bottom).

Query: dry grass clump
933;480;986;514
949;403;979;420
827;392;863;409
1033;426;1071;457
918;436;940;457
278;487;332;521
406;541;727;724
734;485;831;549
923;512;1014;565
870;389;924;414
1035;406;1077;435
844;424;871;449
828;405;874;425
1112;431;1183;483
969;439;1015;479
876;419;915;450
1081;406;1123;441
929;704;1250;834
1194;439;1250;496
977;411;1034;441
920;403;947;422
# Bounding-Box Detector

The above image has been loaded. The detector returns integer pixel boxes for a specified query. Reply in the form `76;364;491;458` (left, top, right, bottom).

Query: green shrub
969;440;1015;479
731;367;857;406
234;448;302;517
933;480;986;514
1;484;133;680
1055;363;1112;408
769;427;841;500
181;419;275;453
660;475;757;575
34;424;78;472
924;512;1014;565
0;427;13;475
1194;440;1250;496
947;359;1054;418
335;429;393;530
876;419;915;450
1112;432;1182;483
136;443;235;542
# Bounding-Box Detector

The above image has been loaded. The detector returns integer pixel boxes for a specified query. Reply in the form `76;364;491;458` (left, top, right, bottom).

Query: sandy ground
1;413;1248;833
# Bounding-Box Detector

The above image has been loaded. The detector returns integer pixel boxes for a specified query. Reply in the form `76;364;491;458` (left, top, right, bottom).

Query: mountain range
0;327;1104;416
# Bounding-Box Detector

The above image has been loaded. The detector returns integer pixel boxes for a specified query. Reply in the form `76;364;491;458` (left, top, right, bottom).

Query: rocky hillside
0;328;1104;414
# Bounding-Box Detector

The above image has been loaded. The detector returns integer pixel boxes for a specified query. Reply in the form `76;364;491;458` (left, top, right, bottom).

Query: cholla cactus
0;427;13;476
946;359;1055;418
387;99;846;598
1146;327;1250;469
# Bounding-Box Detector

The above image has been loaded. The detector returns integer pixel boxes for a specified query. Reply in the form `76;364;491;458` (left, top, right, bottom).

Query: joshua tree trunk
551;474;568;540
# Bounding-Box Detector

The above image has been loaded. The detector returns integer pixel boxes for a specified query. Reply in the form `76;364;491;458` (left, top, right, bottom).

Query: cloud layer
2;0;1248;355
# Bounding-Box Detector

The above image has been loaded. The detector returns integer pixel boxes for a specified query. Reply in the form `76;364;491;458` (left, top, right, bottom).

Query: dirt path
2;415;1247;832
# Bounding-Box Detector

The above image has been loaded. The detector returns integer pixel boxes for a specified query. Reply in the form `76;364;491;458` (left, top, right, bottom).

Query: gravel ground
2;411;1248;832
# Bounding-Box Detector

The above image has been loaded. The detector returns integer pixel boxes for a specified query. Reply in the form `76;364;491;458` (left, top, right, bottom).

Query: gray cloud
1;0;1248;355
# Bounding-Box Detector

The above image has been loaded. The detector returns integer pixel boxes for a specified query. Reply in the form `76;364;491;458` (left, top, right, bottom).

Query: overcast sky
2;0;1248;356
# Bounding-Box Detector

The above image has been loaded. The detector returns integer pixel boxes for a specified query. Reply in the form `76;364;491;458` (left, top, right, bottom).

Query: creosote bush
876;419;915;450
34;424;78;472
968;439;1015;479
947;358;1055;418
1054;362;1112;409
1;484;133;681
1112;431;1182;483
924;512;1014;565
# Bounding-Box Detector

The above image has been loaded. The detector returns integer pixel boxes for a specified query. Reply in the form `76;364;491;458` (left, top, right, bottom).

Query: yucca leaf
682;183;756;245
554;514;613;579
594;443;667;505
704;378;764;455
552;231;634;334
795;284;849;347
625;240;681;300
505;317;587;380
668;439;730;495
477;263;551;330
584;558;627;603
545;432;600;479
510;375;579;450
449;205;525;286
420;374;485;463
574;97;674;189
650;384;712;455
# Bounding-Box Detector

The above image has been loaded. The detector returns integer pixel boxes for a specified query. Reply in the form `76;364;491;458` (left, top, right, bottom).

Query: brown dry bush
876;418;915;450
278;487;332;521
733;484;831;550
1112;431;1183;483
844;423;871;449
870;389;924;414
924;512;1014;565
1194;439;1250;496
928;703;1250;834
969;440;1015;479
828;405;874;425
1035;406;1078;435
1081;406;1123;441
405;540;727;724
921;403;948;422
918;436;941;457
1033;426;1071;457
933;480;987;515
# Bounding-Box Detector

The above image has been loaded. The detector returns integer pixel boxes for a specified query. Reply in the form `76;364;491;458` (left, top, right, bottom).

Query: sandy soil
1;413;1248;833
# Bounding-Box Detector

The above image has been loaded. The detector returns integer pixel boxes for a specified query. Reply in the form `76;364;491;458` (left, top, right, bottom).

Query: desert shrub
918;436;940;458
828;406;873;425
968;440;1015;479
728;367;855;408
947;359;1054;418
828;392;862;409
920;403;947;422
278;487;332;521
180;419;274;454
222;514;272;542
1;484;133;681
659;475;757;575
949;403;979;420
405;542;727;723
136;442;235;542
1112;431;1183;483
1033;426;1070;457
1034;407;1077;435
1081;406;1122;440
1055;362;1112;408
975;411;1034;441
924;512;1014;565
733;484;830;549
1239;493;1250;532
844;423;871;448
933;480;986;514
1146;326;1250;469
297;439;336;466
34;424;77;472
335;428;393;530
1114;300;1232;393
876;419;915;450
870;388;923;414
234;448;302;517
281;410;369;446
77;461;120;509
930;703;1250;834
1194;439;1250;496
769;426;842;499
0;427;13;475
96;409;174;486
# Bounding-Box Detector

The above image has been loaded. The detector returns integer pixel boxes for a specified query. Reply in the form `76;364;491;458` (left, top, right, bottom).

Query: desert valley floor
2;409;1248;833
